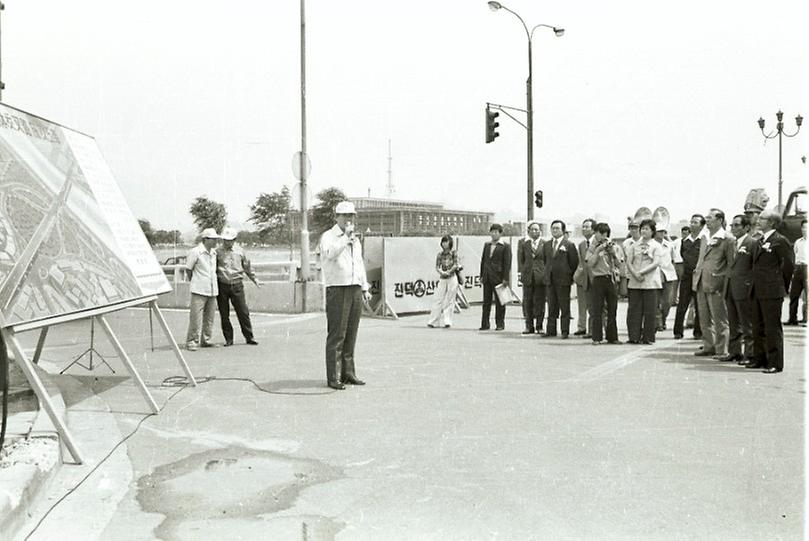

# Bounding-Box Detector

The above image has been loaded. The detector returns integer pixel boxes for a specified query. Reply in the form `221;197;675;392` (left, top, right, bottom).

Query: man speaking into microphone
318;201;372;390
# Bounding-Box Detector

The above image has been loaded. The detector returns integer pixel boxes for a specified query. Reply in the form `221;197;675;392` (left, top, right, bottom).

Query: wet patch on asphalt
136;446;343;540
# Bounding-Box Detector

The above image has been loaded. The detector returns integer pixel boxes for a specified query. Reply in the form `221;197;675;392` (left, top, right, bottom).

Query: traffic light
485;107;500;143
534;189;543;208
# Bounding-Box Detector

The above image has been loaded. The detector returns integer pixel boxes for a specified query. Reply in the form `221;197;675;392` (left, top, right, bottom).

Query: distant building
291;197;494;236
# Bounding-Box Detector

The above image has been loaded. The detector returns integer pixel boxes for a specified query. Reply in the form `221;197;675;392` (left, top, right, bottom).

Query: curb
0;364;65;540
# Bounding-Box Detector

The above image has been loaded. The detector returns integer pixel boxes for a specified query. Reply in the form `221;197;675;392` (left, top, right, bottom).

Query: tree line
139;186;348;246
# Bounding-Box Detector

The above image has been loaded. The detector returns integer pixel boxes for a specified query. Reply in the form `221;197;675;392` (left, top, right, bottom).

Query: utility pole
0;2;5;102
298;0;310;310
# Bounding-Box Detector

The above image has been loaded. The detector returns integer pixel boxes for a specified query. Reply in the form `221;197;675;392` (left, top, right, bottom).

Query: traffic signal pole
526;40;534;221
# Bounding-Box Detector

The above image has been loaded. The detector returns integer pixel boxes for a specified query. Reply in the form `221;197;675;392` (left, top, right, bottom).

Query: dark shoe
592;340;603;345
444;324;451;328
427;324;436;328
343;375;366;385
224;340;234;347
685;324;694;329
784;320;799;326
607;340;623;345
495;326;505;331
581;334;592;339
328;381;346;390
715;353;742;362
479;326;490;331
246;339;259;345
744;362;765;369
200;342;219;348
655;326;665;332
762;367;782;374
573;330;586;336
641;340;655;345
693;350;716;357
535;329;545;335
627;340;639;344
673;334;683;340
561;333;569;339
522;329;535;335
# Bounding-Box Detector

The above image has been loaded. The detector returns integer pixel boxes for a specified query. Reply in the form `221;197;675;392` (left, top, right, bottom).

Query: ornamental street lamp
487;1;563;221
757;110;803;210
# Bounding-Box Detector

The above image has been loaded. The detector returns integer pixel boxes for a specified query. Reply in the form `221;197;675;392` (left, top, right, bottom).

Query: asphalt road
15;303;806;540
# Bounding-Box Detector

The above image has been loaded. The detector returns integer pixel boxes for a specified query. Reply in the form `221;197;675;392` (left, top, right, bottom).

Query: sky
2;1;807;232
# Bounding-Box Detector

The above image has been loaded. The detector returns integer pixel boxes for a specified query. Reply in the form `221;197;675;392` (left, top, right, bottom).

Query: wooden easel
0;297;195;464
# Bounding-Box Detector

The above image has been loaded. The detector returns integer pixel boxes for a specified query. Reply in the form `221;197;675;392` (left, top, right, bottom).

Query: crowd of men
180;200;804;390
479;208;806;374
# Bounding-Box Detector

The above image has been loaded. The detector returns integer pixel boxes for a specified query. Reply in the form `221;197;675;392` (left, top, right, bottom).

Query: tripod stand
60;318;115;374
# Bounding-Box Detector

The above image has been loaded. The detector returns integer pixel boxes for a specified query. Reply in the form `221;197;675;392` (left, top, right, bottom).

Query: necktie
553;240;559;253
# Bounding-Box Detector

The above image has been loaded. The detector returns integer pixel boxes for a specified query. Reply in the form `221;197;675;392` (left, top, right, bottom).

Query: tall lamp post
757;110;803;211
488;1;563;221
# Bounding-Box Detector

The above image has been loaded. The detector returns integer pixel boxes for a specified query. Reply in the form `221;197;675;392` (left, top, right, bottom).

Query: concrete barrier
155;280;324;313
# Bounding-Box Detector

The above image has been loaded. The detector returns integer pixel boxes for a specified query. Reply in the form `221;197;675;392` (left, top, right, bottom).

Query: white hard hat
220;227;237;241
335;201;356;215
200;228;220;239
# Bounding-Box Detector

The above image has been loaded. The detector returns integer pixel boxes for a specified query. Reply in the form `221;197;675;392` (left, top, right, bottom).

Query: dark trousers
546;281;571;336
673;274;701;337
628;288;658;343
727;293;753;358
751;296;785;371
481;279;506;329
326;285;363;384
522;283;546;331
216;281;253;342
591;276;618;342
788;265;807;322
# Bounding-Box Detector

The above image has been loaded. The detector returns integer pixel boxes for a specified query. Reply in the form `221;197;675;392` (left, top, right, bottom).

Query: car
779;186;807;242
162;255;187;266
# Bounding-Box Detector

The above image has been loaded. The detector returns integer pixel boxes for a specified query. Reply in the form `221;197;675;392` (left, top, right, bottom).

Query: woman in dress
427;235;459;328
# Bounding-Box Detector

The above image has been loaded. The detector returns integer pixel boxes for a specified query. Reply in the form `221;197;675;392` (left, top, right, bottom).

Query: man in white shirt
319;201;371;390
654;227;678;331
185;228;220;351
787;219;807;325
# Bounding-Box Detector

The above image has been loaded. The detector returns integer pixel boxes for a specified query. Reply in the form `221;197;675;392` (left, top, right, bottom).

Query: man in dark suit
518;221;546;334
720;214;755;363
480;223;512;331
573;219;595;337
746;210;794;373
543;220;579;338
673;214;704;339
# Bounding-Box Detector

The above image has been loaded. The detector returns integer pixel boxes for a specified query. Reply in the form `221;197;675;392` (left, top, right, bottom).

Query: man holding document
479;223;512;331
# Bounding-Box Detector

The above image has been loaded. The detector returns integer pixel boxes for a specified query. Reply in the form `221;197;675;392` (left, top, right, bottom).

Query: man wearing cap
517;220;546;334
654;226;678;331
319;201;371;390
216;227;260;347
185;228;220;351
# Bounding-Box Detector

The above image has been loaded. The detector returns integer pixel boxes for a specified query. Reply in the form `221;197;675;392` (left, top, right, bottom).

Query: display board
382;237;451;314
361;236;384;308
454;236;486;303
0;103;171;329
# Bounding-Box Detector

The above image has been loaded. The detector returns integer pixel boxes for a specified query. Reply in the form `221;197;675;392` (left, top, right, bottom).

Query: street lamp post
488;1;563;221
757;110;803;211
